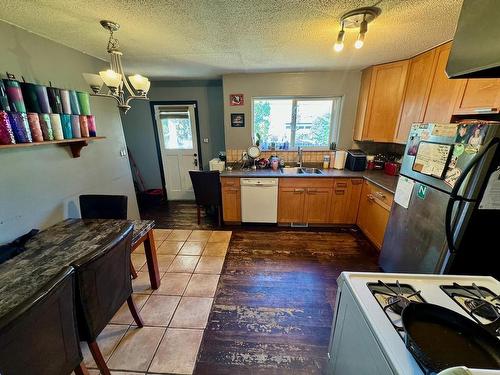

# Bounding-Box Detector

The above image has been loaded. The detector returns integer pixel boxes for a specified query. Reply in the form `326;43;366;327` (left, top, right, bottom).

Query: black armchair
189;170;222;226
72;224;143;375
0;267;89;375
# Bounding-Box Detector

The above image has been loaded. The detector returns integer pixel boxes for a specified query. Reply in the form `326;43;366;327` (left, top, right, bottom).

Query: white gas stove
327;272;500;375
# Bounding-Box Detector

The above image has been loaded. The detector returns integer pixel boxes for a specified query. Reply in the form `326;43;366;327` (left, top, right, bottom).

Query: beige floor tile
208;231;232;243
132;272;156;294
133;243;145;254
167;229;192;241
194;256;225;274
154;228;172;240
169;297;213;329
137;295;180;327
148;328;203;374
179;241;205;256
184;274;220;297
107;326;165;372
81;324;129;368
167;256;200;273
156;254;176;272
202;242;228;256
111;293;149;325
155;239;164;248
187;230;212;242
157;241;184;255
154;273;192;296
131;253;146;270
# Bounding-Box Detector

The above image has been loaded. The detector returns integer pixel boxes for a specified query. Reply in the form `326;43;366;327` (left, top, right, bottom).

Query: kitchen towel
0;81;11;111
9;112;32;143
79;115;89;137
35;85;51;114
69;90;81;115
50;114;64;140
60;89;71;114
39;113;54;141
27;112;44;142
77;91;91;115
3;79;26;113
70;115;81;138
333;150;347;170
47;87;63;114
60;114;72;139
20;83;42;113
0;111;15;144
86;115;97;137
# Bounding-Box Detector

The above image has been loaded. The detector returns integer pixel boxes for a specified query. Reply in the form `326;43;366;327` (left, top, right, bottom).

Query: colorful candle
39;114;54;141
60;114;72;139
35;85;51;113
69;90;81;115
60;89;71;114
77;91;91;115
20;83;42;113
86;115;97;137
3;79;26;113
0;81;11;111
0;111;15;144
8;112;32;143
71;115;81;138
79;115;89;137
27;112;44;142
50;114;64;140
47;87;63;114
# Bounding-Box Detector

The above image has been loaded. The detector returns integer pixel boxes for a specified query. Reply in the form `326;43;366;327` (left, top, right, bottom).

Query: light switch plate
203;138;209;143
120;148;127;157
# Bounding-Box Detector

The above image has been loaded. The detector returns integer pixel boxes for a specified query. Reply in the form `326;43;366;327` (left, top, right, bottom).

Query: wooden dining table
0;218;160;320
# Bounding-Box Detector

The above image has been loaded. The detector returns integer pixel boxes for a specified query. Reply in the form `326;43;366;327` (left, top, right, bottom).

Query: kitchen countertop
220;168;399;193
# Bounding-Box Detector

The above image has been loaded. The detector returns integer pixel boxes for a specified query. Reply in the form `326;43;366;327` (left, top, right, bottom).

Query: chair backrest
0;267;82;375
72;225;133;341
79;195;128;219
189;170;221;205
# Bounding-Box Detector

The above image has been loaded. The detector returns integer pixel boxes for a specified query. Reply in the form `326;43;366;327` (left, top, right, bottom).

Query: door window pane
161;116;193;149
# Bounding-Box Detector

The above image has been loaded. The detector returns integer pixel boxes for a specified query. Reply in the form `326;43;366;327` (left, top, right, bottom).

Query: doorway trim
149;100;203;196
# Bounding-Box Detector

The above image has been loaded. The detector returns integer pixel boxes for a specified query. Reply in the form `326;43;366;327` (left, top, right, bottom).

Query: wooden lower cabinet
329;179;363;224
356;180;392;250
278;187;306;223
221;177;241;222
305;187;332;223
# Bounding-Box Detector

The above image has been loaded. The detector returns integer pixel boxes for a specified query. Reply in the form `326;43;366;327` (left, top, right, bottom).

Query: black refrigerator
379;121;500;279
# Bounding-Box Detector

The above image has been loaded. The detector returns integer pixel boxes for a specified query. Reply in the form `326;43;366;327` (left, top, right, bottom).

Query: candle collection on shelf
0;75;97;146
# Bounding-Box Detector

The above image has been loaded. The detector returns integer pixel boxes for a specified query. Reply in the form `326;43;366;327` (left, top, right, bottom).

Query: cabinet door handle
294;188;305;193
474;107;497;113
226;188;239;192
367;194;375;201
336;182;348;188
335;190;345;195
374;191;386;199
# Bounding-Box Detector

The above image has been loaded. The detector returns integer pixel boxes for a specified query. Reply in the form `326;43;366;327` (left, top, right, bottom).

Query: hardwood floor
194;227;380;374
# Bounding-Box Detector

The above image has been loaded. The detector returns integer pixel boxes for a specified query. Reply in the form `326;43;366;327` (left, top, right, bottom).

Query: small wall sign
229;94;244;106
231;113;245;128
417;185;427;200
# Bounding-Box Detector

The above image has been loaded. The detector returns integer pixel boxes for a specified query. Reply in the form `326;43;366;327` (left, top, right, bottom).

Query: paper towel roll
50;114;64;140
333;150;347;170
39;114;54;141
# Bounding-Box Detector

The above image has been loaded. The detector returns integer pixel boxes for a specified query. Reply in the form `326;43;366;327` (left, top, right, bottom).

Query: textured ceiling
0;0;463;79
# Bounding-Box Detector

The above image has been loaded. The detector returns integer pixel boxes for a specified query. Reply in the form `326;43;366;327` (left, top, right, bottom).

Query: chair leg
74;362;90;375
88;341;111;375
130;262;138;279
197;205;201;225
127;295;144;328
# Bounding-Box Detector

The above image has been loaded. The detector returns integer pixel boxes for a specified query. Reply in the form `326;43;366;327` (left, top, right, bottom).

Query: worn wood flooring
194;227;380;374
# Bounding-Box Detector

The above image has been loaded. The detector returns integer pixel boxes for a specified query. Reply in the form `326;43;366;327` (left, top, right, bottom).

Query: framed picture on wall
229;94;244;106
231;113;245;127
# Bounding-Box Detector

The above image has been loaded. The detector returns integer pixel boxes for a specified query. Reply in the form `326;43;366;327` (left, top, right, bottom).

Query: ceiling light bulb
355;19;368;49
334;28;345;52
99;69;122;90
128;74;150;93
334;42;344;52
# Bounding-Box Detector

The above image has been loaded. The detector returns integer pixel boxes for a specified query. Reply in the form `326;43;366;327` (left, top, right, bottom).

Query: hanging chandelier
334;7;381;52
83;20;150;114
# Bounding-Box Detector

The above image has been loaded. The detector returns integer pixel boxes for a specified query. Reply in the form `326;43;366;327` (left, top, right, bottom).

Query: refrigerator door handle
445;137;500;253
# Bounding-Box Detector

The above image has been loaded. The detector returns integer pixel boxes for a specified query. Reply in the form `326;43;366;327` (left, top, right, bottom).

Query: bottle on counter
323;155;330;169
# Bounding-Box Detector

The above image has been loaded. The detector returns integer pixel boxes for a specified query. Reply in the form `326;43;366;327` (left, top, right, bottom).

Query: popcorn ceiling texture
0;0;463;79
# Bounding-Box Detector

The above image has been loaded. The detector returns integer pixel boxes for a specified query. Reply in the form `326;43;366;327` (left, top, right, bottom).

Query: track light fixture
334;7;381;52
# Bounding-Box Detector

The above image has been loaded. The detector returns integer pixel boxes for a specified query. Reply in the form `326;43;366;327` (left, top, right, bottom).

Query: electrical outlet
203;138;209;143
242;151;248;160
120;148;127;157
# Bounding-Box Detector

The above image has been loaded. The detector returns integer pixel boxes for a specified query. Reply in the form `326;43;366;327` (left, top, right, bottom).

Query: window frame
251;96;343;150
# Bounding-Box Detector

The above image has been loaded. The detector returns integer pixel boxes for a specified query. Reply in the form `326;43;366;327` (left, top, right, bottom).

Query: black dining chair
72;224;143;375
79;194;138;278
189;170;222;226
0;267;89;375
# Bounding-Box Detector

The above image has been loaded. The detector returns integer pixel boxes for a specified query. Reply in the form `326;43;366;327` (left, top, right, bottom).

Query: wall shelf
0;137;106;158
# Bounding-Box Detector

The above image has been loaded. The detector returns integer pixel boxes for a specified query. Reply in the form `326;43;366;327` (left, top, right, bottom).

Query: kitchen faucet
297;147;303;167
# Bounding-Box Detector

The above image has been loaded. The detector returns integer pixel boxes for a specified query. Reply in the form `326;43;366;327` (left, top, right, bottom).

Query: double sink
281;167;324;175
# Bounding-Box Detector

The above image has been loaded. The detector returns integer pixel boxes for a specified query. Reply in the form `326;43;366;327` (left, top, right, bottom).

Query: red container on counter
384;161;400;176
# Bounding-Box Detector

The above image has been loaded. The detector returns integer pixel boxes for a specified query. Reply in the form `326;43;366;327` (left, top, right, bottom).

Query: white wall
0;21;139;243
222;71;362;150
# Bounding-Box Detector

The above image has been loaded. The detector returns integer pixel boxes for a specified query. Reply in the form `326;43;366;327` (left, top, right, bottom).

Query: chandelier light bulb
355;18;368;49
334;28;345;52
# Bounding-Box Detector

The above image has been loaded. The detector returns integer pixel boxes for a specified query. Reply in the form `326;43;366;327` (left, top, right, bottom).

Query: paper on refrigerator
394;176;415;209
479;169;500;210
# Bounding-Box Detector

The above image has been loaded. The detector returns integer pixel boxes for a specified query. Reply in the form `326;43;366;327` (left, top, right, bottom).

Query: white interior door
155;104;200;200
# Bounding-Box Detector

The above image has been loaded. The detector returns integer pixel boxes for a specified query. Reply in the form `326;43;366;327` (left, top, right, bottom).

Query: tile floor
78;229;231;375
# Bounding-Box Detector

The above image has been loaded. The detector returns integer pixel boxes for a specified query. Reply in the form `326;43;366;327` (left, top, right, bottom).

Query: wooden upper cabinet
423;42;467;123
395;49;436;143
454;78;500;114
353;68;373;141
362;60;409;142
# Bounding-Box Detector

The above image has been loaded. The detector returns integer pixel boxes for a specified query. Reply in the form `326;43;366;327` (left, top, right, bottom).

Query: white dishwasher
240;178;279;223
